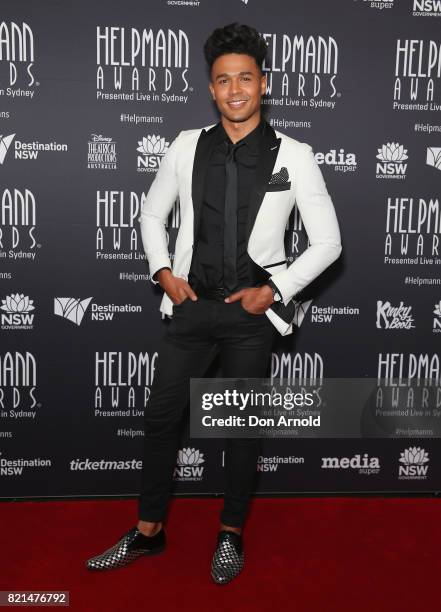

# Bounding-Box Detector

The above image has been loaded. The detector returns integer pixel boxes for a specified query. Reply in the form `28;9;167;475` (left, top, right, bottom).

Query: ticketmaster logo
70;458;142;470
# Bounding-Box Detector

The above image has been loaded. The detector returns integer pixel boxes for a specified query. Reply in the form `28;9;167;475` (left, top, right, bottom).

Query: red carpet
1;496;440;611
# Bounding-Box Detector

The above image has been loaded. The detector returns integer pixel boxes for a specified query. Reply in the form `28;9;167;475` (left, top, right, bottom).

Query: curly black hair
203;22;268;73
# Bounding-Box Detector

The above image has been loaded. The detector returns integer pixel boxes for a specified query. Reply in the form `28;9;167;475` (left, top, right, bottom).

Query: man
86;22;342;585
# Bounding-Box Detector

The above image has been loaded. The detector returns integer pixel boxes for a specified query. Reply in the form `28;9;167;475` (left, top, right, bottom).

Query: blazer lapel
191;124;218;245
245;121;281;243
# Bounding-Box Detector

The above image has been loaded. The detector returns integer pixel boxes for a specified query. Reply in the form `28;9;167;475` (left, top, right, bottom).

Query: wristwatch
266;279;282;302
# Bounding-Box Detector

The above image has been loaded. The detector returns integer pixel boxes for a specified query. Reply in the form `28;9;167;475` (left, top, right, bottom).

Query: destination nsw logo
54;297;142;325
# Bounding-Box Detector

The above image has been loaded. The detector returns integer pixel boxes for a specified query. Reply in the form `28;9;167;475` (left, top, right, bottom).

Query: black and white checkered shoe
210;530;244;585
86;526;166;571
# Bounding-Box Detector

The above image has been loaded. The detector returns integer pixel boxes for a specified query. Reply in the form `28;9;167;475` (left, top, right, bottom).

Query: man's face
209;53;266;123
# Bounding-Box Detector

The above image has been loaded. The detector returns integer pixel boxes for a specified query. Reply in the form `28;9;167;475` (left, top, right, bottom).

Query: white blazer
138;120;342;336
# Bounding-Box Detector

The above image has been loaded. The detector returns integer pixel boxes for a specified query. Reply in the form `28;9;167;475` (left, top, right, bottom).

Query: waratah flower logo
177;447;205;466
376;142;408;162
399;446;429;466
137;135;169;155
1;293;35;313
433;301;441;317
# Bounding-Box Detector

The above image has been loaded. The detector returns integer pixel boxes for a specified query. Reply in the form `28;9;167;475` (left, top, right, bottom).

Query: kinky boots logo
376;300;415;330
96;26;191;103
173;447;205;482
261;32;340;109
393;38;441;109
384;196;441;264
0;351;39;421
0;21;38;99
0;188;39;261
93;351;158;419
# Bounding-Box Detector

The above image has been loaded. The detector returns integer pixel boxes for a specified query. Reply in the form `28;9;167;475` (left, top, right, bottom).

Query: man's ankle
219;523;242;535
137;520;162;536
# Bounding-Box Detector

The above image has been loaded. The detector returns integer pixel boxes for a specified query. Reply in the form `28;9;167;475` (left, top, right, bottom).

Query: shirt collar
214;116;266;154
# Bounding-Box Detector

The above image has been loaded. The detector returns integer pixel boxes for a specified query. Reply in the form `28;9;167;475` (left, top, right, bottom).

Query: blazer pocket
263;259;287;269
265;182;291;192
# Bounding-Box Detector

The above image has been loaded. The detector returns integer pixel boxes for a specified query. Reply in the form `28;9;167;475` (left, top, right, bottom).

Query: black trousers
138;295;277;528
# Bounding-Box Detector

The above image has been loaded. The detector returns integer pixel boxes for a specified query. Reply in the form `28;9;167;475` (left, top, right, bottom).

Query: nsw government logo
173;447;205;482
398;446;429;480
1;293;35;330
136;134;169;173
375;142;408;179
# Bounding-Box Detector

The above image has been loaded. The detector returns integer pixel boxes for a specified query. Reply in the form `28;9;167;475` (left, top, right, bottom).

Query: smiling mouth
227;100;248;108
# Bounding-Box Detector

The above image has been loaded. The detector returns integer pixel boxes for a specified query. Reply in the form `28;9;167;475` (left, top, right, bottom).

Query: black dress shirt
152;117;267;291
187;117;266;291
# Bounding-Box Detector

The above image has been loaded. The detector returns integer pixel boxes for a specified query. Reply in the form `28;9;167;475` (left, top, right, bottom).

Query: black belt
195;285;260;301
196;286;229;301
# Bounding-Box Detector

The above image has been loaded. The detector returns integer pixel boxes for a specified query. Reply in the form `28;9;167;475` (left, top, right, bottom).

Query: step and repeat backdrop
1;0;440;499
